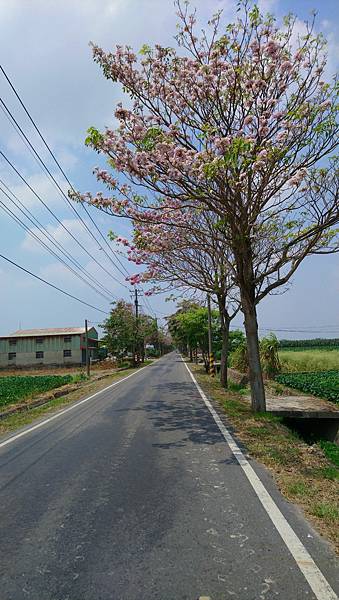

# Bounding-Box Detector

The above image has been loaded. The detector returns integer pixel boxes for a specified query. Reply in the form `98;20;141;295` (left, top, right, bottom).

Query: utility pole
134;289;140;366
207;294;215;376
85;318;90;377
155;317;159;356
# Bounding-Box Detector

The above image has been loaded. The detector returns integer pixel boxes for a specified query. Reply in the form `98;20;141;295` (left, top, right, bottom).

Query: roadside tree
80;2;339;410
121;207;239;387
101;300;135;363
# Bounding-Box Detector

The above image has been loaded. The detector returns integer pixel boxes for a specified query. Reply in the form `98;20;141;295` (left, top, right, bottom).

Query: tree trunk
189;346;193;362
241;294;266;412
217;294;230;388
233;234;266;412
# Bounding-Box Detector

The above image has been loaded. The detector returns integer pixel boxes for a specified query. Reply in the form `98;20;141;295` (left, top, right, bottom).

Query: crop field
279;349;339;373
276;371;339;404
0;375;73;408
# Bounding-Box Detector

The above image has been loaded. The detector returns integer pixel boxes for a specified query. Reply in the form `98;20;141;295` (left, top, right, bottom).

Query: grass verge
0;362;152;437
189;363;339;554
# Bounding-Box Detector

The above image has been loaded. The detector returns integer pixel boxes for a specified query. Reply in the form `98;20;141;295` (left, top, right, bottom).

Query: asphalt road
0;352;338;600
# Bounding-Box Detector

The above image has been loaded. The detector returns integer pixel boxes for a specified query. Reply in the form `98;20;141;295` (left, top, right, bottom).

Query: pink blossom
319;100;331;110
243;115;254;126
258;126;269;137
257;149;268;160
253;160;266;171
281;61;293;73
272;111;284;120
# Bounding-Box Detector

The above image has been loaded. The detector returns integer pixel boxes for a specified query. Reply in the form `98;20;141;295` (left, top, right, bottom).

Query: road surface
0;352;338;599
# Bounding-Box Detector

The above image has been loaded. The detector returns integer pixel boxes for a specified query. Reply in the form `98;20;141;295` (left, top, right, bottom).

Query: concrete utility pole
85;319;90;377
134;289;140;366
207;294;215;376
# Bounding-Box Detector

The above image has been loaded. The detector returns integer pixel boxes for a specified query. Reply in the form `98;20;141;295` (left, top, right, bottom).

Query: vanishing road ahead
0;353;338;600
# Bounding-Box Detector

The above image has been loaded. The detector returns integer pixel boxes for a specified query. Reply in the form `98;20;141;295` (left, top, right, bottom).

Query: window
64;336;71;343
36;351;44;359
9;338;17;346
63;349;72;357
36;337;44;344
8;352;16;360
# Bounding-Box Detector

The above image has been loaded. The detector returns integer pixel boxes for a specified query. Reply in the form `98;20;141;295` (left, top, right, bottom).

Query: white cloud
258;0;278;13
21;217;98;256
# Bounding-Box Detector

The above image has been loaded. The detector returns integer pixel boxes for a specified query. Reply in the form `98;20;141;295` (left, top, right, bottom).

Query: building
0;327;98;368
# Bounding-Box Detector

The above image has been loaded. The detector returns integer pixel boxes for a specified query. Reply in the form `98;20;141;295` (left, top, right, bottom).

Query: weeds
287;481;314;497
311;503;339;523
319;440;339;467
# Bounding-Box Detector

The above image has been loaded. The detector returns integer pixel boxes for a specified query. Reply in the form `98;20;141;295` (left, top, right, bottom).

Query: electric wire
0;179;118;300
0;192;114;303
0;149;127;288
0;253;108;314
0;66;130;278
0;95;128;279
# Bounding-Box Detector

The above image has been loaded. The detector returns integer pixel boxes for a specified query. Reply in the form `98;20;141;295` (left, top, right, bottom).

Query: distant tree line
279;338;339;349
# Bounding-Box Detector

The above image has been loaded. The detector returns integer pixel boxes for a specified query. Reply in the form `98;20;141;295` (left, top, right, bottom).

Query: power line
0;179;119;300
0;66;130;278
0;148;127;289
0;95;128;279
0;253;108;314
0;191;113;303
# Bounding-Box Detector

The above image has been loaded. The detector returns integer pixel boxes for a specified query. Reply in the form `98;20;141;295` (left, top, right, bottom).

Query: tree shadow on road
141;382;237;460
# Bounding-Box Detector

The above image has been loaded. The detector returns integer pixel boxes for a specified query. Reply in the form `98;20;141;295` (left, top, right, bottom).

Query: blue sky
0;0;338;339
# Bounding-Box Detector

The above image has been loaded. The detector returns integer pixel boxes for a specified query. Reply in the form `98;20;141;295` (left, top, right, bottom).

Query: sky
0;0;338;340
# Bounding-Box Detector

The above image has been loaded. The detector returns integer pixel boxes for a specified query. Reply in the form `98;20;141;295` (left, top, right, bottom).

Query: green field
276;371;339;404
0;375;73;408
279;349;339;373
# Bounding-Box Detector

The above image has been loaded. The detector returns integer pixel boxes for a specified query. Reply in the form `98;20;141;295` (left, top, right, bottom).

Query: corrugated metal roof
0;327;88;338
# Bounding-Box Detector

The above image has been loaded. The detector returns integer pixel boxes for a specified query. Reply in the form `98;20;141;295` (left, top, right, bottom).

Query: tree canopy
79;1;339;410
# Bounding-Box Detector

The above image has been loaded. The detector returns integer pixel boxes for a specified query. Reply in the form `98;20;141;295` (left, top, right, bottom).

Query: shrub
260;334;281;377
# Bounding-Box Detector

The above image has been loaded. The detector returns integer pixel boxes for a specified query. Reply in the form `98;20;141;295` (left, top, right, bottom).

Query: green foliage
316;466;338;480
276;371;339;403
138;127;163;151
229;329;245;352
101;300;160;363
71;372;89;384
139;44;152;55
101;300;136;361
231;333;280;377
231;339;248;372
279;338;339;349
260;333;281;377
319;440;339;467
287;481;313;497
249;5;260;26
0;375;73;407
85;126;104;148
311;503;339;522
174;307;212;355
214;329;245;360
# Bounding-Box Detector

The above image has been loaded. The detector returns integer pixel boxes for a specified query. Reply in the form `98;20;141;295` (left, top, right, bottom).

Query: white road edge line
182;359;338;600
0;363;152;450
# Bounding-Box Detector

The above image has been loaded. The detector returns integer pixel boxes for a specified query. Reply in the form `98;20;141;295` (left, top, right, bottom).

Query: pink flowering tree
79;2;339;411
118;206;239;387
